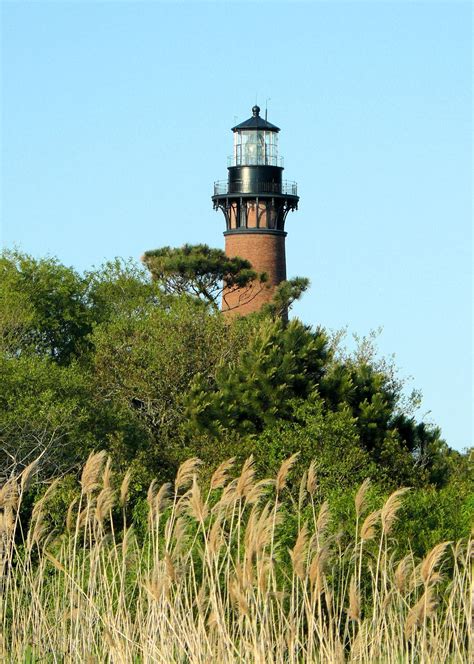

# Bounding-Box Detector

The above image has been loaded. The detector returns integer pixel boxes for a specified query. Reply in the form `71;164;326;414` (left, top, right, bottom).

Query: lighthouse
212;105;299;315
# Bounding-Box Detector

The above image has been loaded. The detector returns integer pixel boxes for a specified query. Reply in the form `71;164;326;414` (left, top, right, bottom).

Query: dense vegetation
0;248;471;660
2;453;471;662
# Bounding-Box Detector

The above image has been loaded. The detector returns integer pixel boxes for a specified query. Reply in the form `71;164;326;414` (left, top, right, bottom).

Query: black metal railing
213;180;298;197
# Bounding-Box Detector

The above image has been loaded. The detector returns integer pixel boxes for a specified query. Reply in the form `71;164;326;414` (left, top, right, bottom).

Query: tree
0;251;92;364
318;333;451;486
0;354;95;478
142;244;268;311
252;398;377;493
85;258;163;322
0;252;165;478
90;294;257;477
186;317;330;437
0;249;455;490
260;277;310;319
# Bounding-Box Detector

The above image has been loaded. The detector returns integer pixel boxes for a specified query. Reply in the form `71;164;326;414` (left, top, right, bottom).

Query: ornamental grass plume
0;510;13;541
354;478;371;519
146;478;157;509
289;522;309;580
405;586;437;636
119;468;132;508
235;455;256;499
66;497;78;533
102;456;113;490
394;553;413;593
94;486;115;527
316;500;330;536
309;544;330;592
207;512;224;556
229;575;249;617
245;502;277;559
26;511;48;549
155;482;171;515
0;479;19;511
275;452;299;493
347;574;361;622
174;457;202;491
210;457;235;490
215;478;238;509
20;458;39;492
245;478;273;505
380;487;410;534
360;508;380;541
80;450;107;494
0;457;471;663
298;469;308;511
420;540;451;586
187;476;208;522
306;459;318;495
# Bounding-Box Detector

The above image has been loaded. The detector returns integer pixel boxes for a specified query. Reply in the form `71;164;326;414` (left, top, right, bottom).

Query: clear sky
1;1;472;451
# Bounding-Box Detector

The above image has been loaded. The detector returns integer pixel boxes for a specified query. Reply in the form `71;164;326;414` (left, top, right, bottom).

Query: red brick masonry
223;232;286;315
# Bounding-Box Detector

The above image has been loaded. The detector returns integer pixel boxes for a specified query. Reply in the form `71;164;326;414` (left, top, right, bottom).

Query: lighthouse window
239;203;247;228
267;204;277;229
240;131;264;166
233;129;279;166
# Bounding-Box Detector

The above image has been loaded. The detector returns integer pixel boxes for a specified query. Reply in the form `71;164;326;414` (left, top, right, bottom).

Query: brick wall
223;232;286;315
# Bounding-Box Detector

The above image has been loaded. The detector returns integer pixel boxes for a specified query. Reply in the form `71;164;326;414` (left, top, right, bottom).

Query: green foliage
0;251;92;363
91;294;253;477
186;317;330;437
394;480;474;556
260;276;310;319
252;399;377;493
85;257;163;322
318;353;451;486
0;248;468;549
142;243;267;310
0;354;93;475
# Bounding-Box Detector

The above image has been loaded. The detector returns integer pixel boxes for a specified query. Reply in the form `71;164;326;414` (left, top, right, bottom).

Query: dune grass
0;452;471;663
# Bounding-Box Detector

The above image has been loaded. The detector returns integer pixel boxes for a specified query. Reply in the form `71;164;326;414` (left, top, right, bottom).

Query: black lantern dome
230;105;280;167
212;106;298;234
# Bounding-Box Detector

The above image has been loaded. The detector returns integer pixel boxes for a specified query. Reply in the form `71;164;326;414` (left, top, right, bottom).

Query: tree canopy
0;248;470;539
142;243;268;310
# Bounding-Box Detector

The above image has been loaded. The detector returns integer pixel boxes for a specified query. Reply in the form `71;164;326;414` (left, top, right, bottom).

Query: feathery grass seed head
348;574;361;621
119;469;132;507
236;456;256;500
175;457;202;491
381;487;410;534
360;509;381;541
306;460;318;496
210;457;235;490
81;451;107;495
289;522;309;580
354;478;371;519
276;452;299;493
20;459;39;492
420;541;451;586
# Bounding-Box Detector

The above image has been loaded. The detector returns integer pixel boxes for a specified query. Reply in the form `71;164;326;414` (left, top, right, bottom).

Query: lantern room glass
233;130;279;166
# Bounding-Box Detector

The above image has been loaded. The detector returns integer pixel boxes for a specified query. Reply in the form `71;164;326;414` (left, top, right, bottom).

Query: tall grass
1;453;471;662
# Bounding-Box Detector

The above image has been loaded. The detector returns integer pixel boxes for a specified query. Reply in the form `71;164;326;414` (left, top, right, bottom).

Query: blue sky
1;1;472;451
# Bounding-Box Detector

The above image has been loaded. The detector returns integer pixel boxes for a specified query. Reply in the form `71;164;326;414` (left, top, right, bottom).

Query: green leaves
260;277;310;318
186;318;330;437
0;249;457;493
0;251;92;364
0;354;94;475
142;244;267;310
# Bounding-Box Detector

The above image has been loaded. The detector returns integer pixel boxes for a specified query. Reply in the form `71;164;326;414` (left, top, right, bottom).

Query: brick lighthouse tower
212;105;299;314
